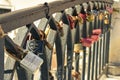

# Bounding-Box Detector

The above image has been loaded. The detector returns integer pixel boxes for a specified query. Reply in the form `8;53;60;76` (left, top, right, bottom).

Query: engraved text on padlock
20;51;43;73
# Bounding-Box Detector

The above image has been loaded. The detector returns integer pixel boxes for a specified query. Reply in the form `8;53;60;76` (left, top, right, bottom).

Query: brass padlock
74;43;83;53
104;14;109;24
78;13;86;24
39;30;53;50
72;70;80;79
86;14;95;22
104;11;109;15
104;18;109;24
45;26;50;36
56;21;64;36
77;16;83;24
99;13;103;20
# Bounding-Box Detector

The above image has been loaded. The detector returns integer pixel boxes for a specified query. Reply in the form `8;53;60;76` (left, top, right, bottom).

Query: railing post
0;26;5;80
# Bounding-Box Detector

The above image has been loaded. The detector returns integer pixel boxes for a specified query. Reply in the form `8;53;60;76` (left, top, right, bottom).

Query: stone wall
109;1;120;65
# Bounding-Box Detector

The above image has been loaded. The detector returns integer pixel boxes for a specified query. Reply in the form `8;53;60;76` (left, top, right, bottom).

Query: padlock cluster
67;5;113;53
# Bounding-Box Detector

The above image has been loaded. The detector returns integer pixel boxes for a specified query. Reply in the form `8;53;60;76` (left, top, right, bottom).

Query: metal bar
97;9;102;77
91;15;98;80
102;31;106;69
91;43;96;80
95;17;99;80
0;37;4;80
82;46;86;80
95;41;99;80
81;20;87;80
75;24;81;72
75;53;80;72
99;39;102;75
67;29;73;80
87;47;92;80
55;34;63;80
0;0;113;33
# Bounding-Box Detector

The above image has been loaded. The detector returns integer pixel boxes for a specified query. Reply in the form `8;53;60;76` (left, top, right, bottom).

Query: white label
20;52;43;73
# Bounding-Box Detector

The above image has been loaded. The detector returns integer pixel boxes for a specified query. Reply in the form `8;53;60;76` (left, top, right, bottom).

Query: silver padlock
20;51;43;73
5;35;43;73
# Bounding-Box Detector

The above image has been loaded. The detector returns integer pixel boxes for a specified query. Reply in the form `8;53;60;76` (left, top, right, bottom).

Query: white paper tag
20;52;43;73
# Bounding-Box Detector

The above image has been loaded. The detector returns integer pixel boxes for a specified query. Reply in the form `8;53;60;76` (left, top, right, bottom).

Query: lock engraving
20;51;43;73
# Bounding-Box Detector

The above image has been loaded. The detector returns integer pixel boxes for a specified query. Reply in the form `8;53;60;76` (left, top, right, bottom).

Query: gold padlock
71;16;78;21
45;26;50;36
104;18;109;24
72;70;80;79
104;11;109;15
99;13;103;20
86;14;95;22
104;14;109;24
56;20;64;36
39;30;53;50
77;16;83;24
74;43;83;53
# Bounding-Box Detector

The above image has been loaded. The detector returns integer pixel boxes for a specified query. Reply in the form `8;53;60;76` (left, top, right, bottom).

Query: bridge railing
0;0;113;80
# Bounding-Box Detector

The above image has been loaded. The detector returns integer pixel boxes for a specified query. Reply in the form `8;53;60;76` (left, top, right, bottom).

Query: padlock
26;40;44;55
86;14;95;22
78;13;86;23
74;43;83;53
104;13;109;25
56;21;64;36
39;30;53;50
106;7;113;14
99;13;103;20
20;51;43;73
92;10;99;16
104;18;109;24
76;15;83;24
92;29;101;35
104;11;109;15
72;70;80;79
67;14;75;29
91;35;99;42
80;38;93;47
45;26;50;36
5;36;43;73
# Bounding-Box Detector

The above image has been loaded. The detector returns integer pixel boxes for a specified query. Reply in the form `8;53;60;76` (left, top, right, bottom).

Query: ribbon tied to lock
80;38;93;47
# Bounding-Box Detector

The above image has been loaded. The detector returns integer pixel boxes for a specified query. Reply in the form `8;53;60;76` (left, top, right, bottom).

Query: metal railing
0;0;113;80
